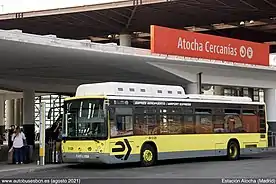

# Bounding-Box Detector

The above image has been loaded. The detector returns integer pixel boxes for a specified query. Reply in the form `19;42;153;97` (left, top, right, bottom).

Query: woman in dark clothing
8;125;15;149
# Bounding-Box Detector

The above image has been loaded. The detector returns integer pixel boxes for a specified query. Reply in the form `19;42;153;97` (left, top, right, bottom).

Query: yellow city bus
61;82;268;166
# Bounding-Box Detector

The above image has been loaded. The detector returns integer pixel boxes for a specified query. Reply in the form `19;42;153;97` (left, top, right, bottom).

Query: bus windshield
64;98;107;140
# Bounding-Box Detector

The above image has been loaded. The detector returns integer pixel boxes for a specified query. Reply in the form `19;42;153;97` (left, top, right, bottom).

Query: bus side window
224;109;243;133
134;107;158;135
183;115;194;134
241;109;258;133
110;107;133;137
195;108;212;134
213;115;225;133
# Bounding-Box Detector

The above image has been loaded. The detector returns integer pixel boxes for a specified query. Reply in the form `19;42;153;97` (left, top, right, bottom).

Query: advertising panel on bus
150;25;269;66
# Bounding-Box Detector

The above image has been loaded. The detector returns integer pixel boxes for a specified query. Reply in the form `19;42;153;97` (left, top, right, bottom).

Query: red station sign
150;25;269;66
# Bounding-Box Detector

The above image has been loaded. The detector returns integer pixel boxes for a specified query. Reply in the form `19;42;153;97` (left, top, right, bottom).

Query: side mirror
47;105;65;120
47;108;52;119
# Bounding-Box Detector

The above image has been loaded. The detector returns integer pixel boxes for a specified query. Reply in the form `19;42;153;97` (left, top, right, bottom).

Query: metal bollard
274;132;276;147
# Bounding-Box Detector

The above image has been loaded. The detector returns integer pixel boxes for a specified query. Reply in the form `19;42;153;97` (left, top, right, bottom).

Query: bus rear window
225;109;240;114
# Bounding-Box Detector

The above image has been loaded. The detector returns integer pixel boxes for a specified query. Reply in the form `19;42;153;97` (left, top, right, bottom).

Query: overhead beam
263;0;276;8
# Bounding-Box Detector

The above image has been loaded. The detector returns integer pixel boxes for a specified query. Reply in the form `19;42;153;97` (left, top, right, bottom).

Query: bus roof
76;82;185;98
106;95;264;105
74;82;262;104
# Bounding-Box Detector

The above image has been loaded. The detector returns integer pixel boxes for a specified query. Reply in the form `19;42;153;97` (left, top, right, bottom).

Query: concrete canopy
0;89;48;100
1;0;275;51
0;30;189;93
0;29;276;93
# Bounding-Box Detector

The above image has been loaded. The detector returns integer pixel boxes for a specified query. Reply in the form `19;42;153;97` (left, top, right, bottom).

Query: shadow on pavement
66;154;265;170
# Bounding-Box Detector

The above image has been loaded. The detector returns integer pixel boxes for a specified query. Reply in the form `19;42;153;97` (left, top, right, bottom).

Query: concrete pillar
23;90;35;147
6;99;14;128
0;96;4;136
119;34;131;47
20;98;23;126
213;86;224;95
14;99;21;127
264;89;276;132
185;83;198;94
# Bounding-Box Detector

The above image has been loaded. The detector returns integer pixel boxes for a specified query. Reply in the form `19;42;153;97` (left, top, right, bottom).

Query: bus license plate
75;154;89;159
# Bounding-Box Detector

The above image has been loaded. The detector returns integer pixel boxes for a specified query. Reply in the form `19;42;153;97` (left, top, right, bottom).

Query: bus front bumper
62;152;110;164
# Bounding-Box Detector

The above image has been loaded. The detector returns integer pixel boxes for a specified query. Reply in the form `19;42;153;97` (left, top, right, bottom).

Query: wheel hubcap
143;150;153;162
230;145;237;158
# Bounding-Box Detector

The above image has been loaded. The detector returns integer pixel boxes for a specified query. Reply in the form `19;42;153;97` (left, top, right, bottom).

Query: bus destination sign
134;101;191;106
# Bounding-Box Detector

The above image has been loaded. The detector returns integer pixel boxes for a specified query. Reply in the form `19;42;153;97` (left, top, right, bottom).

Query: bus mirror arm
47;108;52;119
47;105;65;119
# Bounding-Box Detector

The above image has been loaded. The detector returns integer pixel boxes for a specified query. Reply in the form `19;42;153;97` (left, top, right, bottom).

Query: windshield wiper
91;137;99;143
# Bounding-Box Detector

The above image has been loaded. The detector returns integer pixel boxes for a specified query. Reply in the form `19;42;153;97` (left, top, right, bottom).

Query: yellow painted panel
107;133;267;154
62;140;107;153
62;133;267;156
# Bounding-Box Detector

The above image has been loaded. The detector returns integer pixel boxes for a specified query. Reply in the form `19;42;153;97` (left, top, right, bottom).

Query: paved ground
1;152;275;179
0;152;275;184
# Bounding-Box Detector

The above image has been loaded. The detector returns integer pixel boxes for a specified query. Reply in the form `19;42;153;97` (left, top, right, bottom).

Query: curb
267;148;276;152
26;164;70;173
0;164;69;176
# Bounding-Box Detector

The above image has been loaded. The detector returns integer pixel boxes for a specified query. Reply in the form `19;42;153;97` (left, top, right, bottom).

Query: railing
45;139;62;164
268;131;276;147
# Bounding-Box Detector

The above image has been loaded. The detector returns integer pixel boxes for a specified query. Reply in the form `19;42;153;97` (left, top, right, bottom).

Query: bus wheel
227;140;240;161
140;144;156;167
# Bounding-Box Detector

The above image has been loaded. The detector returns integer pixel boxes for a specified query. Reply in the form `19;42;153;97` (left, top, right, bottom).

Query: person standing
11;126;26;164
8;125;15;149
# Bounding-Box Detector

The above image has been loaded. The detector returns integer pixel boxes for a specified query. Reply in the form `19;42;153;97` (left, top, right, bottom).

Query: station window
243;88;249;96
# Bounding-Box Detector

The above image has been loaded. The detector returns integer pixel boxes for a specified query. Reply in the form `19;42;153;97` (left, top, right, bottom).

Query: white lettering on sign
269;54;276;66
177;38;203;51
177;37;255;59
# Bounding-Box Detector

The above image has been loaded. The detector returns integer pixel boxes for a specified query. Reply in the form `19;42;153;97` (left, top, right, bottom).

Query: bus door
109;106;134;161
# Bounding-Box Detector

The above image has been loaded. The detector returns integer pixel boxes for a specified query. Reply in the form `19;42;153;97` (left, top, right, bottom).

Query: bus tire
140;143;157;167
227;140;240;161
